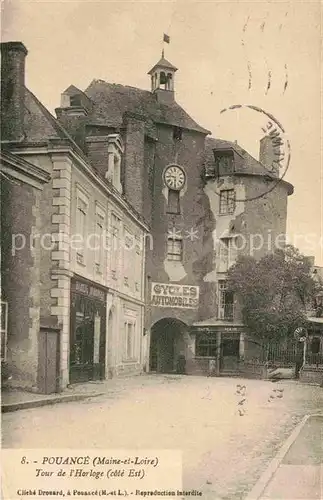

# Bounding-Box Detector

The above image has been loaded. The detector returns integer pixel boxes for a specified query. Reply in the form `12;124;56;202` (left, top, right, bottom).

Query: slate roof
23;87;85;155
18;87;150;230
204;137;294;195
84;79;210;134
205;137;270;177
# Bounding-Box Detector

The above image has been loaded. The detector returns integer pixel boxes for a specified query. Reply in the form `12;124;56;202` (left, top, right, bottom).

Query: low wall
299;365;323;385
185;358;269;379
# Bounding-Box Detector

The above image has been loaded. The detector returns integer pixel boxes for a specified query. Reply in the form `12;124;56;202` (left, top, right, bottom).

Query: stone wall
1;175;41;389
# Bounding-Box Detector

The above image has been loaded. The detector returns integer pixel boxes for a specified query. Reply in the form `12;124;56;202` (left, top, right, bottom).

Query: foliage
227;245;316;344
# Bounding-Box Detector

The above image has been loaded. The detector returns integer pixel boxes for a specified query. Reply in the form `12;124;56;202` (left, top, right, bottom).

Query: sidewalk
246;414;323;500
1;373;179;413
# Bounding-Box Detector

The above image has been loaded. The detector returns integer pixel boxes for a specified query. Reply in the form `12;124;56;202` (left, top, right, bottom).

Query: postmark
213;104;291;203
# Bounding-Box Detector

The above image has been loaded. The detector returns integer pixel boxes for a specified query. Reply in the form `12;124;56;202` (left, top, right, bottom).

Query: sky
2;0;322;265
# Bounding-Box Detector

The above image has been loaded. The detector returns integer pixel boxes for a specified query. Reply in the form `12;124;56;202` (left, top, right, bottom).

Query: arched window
166;73;173;90
159;71;167;88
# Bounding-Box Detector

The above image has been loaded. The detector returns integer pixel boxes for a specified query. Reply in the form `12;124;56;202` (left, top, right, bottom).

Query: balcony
218;304;234;321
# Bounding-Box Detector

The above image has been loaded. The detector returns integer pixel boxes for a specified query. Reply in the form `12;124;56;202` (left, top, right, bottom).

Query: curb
244;414;312;500
1;392;105;413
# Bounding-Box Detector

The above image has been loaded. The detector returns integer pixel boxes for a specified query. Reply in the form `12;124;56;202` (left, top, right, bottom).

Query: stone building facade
0;149;50;390
58;53;293;377
1;42;295;388
1;42;149;392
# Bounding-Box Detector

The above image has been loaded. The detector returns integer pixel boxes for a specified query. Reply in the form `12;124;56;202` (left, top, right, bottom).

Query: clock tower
148;53;178;104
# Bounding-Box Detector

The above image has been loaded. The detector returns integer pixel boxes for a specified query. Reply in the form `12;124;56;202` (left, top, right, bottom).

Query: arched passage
149;318;188;374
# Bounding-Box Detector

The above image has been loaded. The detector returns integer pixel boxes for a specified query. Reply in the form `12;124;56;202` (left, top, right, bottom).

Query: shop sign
72;280;105;302
151;282;199;309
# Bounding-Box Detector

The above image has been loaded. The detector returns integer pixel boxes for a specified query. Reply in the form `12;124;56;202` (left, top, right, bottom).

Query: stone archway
149;318;188;374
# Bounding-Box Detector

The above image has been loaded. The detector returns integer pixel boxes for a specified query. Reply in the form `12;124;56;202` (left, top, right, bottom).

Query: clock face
164;166;186;191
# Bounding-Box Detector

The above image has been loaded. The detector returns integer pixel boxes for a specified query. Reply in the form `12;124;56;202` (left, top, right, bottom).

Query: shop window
222;339;239;356
167;189;180;214
196;333;217;357
311;337;321;355
69;288;106;384
220;189;235;214
167;237;183;261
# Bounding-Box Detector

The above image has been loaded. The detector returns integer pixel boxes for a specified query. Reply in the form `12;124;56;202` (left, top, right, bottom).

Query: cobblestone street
2;375;323;499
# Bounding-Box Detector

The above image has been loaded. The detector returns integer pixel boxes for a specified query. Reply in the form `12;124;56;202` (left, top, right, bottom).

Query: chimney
259;135;279;176
55;86;91;151
1;41;28;141
123;111;146;215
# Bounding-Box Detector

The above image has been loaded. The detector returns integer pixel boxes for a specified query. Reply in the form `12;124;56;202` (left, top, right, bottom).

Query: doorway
149;318;187;373
220;338;240;371
70;291;106;384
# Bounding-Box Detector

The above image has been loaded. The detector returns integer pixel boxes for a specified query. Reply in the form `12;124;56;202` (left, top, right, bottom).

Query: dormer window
173;126;183;141
214;150;235;176
70;95;82;107
106;134;124;193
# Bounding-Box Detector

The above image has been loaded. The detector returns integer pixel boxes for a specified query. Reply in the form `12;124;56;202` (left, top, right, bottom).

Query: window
160;71;167;85
167;189;180;214
124;321;135;359
107;135;123;193
110;213;120;279
173;126;183;141
218;237;237;271
214;152;234;176
134;242;142;294
113;154;121;189
167;73;173;91
76;191;88;265
196;333;217;357
167;237;183;261
220;189;235;214
1;301;8;362
70;95;82;107
219;238;230;268
123;229;134;287
222;339;239;356
95;206;105;273
218;281;234;320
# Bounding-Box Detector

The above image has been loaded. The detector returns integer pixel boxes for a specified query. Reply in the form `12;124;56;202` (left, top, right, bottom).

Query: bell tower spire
147;54;178;103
